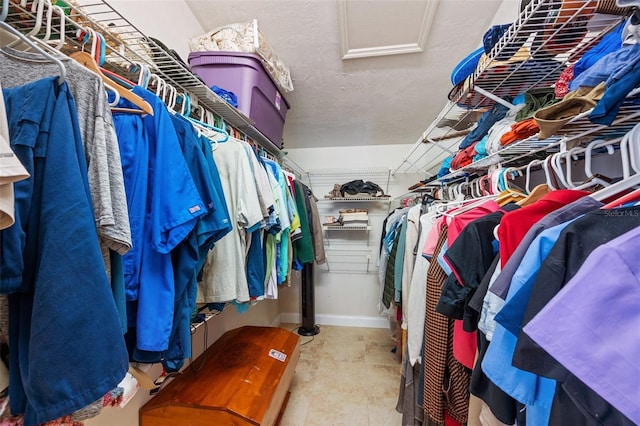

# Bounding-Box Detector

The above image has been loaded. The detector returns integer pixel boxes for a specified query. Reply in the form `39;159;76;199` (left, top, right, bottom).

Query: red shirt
447;199;501;244
498;189;590;267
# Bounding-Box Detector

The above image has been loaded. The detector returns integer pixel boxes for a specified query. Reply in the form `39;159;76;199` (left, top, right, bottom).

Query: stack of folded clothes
338;208;369;226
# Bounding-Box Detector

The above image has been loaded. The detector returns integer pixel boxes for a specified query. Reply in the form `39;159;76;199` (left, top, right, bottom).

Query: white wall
107;0;205;61
279;144;424;328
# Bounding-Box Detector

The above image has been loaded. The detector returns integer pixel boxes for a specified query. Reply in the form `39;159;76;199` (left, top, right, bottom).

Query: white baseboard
280;312;389;329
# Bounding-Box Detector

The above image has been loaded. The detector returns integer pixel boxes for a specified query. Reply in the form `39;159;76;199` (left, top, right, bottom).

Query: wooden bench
139;326;300;426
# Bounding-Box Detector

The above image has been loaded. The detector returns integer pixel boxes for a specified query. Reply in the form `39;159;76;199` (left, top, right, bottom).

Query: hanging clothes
0;47;132;274
421;224;470;425
292;179;315;264
523;225;640;425
1;76;128;426
114;86;206;358
199;139;263;303
161;114;232;372
0;81;27;231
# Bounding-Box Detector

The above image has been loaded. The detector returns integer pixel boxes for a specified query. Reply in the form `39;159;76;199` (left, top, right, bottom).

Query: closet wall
279;145;423;327
107;0;203;60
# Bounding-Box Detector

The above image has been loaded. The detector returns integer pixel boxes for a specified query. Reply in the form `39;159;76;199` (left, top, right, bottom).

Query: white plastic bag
189;19;294;93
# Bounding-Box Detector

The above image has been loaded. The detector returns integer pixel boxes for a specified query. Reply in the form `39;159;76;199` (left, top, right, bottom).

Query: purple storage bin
188;51;290;148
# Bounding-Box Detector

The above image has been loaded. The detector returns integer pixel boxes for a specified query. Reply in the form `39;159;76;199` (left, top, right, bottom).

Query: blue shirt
3;78;128;425
482;220;577;425
114;86;205;352
157;115;232;370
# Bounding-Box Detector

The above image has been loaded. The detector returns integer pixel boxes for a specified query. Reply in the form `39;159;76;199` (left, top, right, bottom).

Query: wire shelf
322;225;372;231
436;99;640;182
5;0;285;158
451;0;628;109
319;197;391;202
393;1;634;180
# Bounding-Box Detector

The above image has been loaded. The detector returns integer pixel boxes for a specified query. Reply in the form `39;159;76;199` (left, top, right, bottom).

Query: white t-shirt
199;140;263;303
401;204;422;328
241;141;274;218
407;210;436;366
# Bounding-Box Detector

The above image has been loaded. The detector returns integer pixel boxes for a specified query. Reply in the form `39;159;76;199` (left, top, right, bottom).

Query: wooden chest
139;326;300;426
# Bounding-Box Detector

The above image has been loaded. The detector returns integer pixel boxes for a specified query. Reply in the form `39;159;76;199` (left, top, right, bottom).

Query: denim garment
570;43;640;90
524;226;640;425
3;78;128;425
246;229;266;298
590;51;640;125
458;103;509;150
573;21;625;79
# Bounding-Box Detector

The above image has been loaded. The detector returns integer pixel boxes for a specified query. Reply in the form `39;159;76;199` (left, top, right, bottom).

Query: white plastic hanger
50;5;65;51
105;83;121;107
542;157;556;191
524;159;543;193
562;147;582;189
0;0;65;85
551;152;570;189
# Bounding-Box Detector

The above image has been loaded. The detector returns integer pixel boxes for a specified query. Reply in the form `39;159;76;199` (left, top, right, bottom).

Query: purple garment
489;196;602;299
523;226;640;425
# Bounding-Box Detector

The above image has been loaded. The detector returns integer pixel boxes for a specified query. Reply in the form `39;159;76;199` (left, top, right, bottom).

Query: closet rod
7;0;285;159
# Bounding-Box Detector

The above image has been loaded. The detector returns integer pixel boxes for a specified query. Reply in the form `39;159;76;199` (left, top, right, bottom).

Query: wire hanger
0;0;65;85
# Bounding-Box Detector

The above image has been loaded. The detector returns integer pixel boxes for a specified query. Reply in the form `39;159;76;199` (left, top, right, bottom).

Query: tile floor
279;324;403;426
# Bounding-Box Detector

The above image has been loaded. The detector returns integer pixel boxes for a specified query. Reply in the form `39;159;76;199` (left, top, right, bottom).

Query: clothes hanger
182;104;229;144
495;167;527;206
620;125;640;179
591;173;640;202
542;156;558;191
549;152;566;189
70;51;153;115
36;0;53;47
7;0;45;48
517;183;550;206
524;159;543;193
562;147;582;189
0;0;65;85
602;188;640;209
573;138;617;191
105;83;120;107
50;4;65;51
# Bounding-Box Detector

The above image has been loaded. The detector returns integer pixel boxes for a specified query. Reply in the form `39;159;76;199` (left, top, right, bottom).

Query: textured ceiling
185;0;515;150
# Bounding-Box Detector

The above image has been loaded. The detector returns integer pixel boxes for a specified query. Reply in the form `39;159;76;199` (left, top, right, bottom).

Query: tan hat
533;82;606;139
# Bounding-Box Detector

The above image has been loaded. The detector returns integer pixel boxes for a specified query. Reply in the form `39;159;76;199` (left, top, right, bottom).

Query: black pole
298;262;319;336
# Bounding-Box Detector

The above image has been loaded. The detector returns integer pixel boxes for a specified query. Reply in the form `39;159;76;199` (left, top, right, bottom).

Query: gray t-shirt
0;48;132;270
